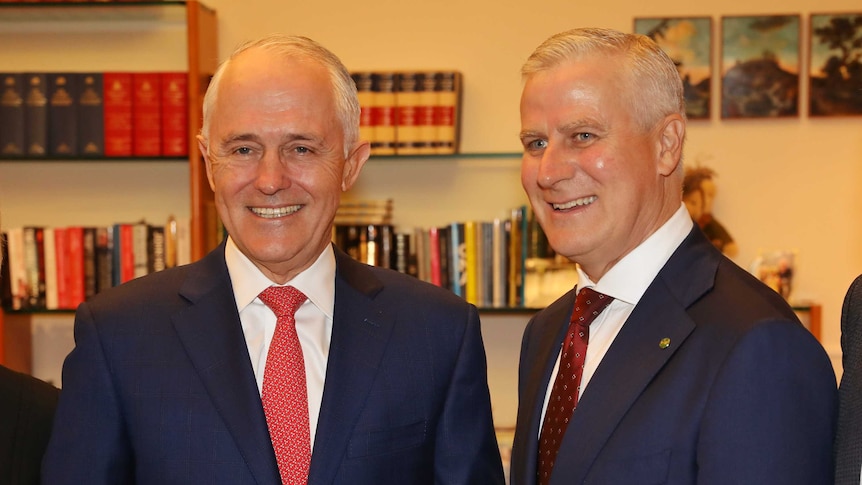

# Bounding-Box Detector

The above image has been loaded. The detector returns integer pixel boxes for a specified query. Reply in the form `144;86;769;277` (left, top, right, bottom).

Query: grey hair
200;33;360;155
522;27;686;131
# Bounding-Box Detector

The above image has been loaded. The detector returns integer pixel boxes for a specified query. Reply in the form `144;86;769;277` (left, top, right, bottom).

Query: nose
253;150;288;195
535;142;574;189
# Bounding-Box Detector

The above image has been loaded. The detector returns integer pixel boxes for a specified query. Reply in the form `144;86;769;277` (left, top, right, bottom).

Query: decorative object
721;15;800;118
750;250;796;301
634;17;712;119
809;13;862;116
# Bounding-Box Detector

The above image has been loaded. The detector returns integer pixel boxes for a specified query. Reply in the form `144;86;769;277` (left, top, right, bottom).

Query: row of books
351;71;462;156
332;205;575;309
1;218;191;312
0;71;189;159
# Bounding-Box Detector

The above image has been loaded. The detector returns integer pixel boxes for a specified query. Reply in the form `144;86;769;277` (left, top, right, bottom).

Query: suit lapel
172;245;280;485
512;291;575;485
553;227;718;483
308;247;396;484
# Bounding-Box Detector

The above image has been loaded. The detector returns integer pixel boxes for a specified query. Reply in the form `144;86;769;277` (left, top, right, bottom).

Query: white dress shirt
225;237;335;450
539;204;694;431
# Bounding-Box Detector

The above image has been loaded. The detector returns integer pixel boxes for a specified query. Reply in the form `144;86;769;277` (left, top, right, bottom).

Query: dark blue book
0;73;26;157
24;73;48;157
48;73;78;156
77;73;104;157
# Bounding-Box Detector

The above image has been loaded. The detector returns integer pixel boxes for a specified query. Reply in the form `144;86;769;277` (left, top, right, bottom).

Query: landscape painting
809;13;862;116
721;15;800;118
635;17;712;119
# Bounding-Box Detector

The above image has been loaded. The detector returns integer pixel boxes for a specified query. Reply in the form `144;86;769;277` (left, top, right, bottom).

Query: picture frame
721;15;800;119
809;13;862;116
634;16;713;119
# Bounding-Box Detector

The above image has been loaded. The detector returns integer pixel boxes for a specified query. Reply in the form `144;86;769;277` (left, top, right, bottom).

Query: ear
197;135;216;191
341;141;371;192
656;114;685;177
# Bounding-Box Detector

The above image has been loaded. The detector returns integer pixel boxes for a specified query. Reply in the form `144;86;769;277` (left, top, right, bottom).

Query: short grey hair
522;27;686;131
200;33;360;154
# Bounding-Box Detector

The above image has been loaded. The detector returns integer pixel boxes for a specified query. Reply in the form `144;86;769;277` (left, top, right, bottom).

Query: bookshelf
0;1;218;371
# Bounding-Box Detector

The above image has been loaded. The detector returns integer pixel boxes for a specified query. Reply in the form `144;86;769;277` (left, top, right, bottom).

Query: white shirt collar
224;236;336;319
578;203;693;306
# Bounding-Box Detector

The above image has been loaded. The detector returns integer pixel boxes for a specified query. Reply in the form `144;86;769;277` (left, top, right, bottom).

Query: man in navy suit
836;274;862;485
510;27;836;484
42;34;504;484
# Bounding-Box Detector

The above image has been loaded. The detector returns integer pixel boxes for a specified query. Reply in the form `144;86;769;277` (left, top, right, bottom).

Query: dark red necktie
537;287;614;485
258;285;310;485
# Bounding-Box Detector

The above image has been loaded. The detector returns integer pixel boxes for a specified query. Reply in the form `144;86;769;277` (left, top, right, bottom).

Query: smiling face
199;47;369;283
519;53;685;280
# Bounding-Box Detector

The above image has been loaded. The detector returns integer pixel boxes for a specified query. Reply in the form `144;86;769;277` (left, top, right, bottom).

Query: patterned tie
258;285;310;485
537;287;614;485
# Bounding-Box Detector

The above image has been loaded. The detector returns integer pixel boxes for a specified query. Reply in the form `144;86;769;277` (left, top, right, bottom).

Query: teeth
251;205;301;218
553;196;597;210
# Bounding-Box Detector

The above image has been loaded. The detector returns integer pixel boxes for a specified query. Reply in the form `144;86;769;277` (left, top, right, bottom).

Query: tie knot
259;285;307;318
571;287;613;327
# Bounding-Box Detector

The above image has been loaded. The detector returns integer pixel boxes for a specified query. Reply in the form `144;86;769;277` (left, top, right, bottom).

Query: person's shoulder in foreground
0;364;59;485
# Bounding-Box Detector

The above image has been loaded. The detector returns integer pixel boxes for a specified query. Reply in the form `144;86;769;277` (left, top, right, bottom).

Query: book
428;226;442;287
394;231;411;276
449;222;466;298
147;224;166;273
24;73;48;157
95;226;113;293
0;73;26;156
131;221;150;278
77;73;105;157
132;72;162;156
394;72;421;155
160;72;188;156
22;227;45;309
66;226;86;309
6;227;27;310
48;73;78;156
43;228;59;310
103;72;133;157
352;72;375;147
370;72;397;155
83;227;97;299
416;72;438;155
53;227;70;309
434;71;462;154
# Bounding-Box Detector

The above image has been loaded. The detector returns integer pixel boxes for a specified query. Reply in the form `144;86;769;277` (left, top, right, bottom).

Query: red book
133;73;161;156
160;72;188;157
119;223;135;284
53;227;70;310
429;226;442;287
103;72;133;157
66;226;85;309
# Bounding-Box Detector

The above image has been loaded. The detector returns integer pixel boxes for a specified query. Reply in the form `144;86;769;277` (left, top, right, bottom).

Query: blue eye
529;139;548;150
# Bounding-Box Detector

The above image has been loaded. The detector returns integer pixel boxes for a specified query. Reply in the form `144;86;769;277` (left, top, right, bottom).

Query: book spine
77;73;105;157
66;226;85;309
370;72;397;156
416;71;438;155
352;72;375;148
48;73;78;156
449;222;466;298
132;222;149;278
434;71;461;154
22;227;40;309
132;73;162;156
147;224;166;273
437;225;451;291
394;72;421;155
118;224;135;284
394;232;411;275
53;227;70;310
0;73;26;157
83;227;97;299
24;73;48;157
428;226;442;287
160;72;188;157
103;72;133;157
6;228;26;310
43;228;58;310
95;226;113;294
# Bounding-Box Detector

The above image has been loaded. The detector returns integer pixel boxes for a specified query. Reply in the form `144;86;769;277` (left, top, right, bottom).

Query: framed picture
809;13;862;116
721;15;800;118
634;17;712;119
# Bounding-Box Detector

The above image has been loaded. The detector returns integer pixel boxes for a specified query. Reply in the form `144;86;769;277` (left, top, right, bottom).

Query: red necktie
258;285;310;485
537;287;614;485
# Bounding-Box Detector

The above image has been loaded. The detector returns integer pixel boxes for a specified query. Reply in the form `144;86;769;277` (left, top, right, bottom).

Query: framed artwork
809;13;862;116
634;17;712;119
721;15;800;119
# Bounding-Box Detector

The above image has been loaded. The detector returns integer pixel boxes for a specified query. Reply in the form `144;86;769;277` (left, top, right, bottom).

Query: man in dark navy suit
510;27;836;485
42;34;504;485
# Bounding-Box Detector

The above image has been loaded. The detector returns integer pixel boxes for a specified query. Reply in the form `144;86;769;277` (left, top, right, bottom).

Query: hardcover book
48;73;78;156
24;73;48;157
160;72;188;156
434;71;462;154
0;73;26;156
394;72;421;155
370;72;397;155
78;73;105;157
351;72;375;147
103;72;133;157
132;73;162;156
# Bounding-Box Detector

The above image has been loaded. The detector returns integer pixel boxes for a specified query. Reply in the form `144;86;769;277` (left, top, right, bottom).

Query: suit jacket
835;274;862;484
510;227;837;485
0;365;59;485
42;243;504;484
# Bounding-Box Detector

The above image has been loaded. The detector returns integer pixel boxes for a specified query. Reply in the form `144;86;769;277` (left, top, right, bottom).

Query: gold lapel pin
659;337;671;349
